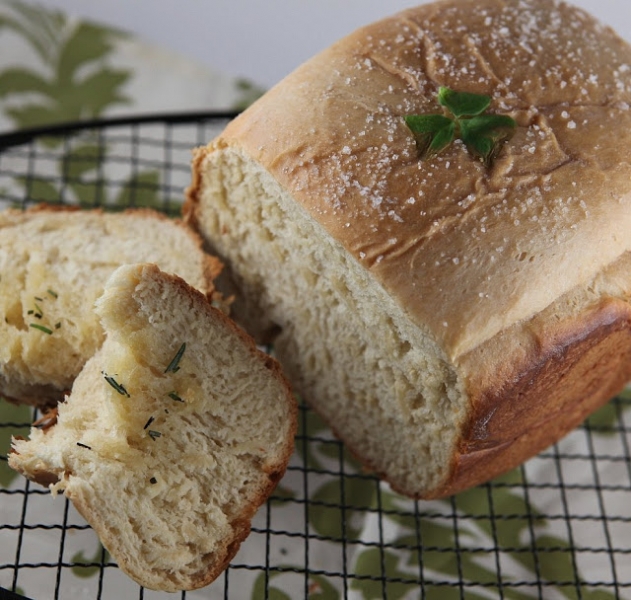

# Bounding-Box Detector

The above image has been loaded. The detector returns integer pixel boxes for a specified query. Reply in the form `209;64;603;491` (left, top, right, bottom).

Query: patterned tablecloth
0;1;630;599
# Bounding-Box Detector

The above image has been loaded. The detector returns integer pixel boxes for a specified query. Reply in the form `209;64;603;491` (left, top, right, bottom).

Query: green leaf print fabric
0;1;630;598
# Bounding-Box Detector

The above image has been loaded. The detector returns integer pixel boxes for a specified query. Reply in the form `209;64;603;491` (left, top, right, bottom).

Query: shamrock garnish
404;87;516;167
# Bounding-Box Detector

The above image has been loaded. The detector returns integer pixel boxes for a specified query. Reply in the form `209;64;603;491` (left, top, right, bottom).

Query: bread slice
0;205;222;407
9;263;296;591
185;0;631;498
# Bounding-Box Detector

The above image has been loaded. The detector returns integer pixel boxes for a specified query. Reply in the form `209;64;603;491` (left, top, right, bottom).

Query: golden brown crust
197;0;631;360
438;297;631;498
183;148;207;230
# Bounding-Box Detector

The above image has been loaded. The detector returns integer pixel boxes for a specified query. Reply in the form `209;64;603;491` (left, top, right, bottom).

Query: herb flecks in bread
0;206;221;407
102;372;131;397
25;289;62;335
9;264;296;592
165;342;186;373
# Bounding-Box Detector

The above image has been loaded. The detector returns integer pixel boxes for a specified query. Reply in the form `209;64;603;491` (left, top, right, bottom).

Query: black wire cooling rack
0;113;630;600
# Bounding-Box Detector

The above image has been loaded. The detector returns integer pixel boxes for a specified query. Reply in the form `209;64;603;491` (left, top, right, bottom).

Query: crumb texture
194;151;464;495
10;264;296;591
0;208;218;406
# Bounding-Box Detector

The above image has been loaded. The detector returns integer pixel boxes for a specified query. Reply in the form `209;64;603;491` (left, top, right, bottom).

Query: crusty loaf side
9;263;296;591
185;0;631;497
439;255;631;496
0;206;221;407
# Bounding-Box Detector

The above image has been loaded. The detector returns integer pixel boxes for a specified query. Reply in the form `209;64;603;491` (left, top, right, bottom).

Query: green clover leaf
438;86;491;117
403;114;455;158
404;86;516;167
460;113;517;167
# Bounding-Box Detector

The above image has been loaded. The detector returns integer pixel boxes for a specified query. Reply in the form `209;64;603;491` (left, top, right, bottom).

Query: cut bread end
9;263;296;591
186;146;467;498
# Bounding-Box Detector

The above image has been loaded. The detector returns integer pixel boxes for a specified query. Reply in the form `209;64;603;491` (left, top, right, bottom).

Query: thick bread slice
9;263;296;591
0;205;221;407
185;0;631;497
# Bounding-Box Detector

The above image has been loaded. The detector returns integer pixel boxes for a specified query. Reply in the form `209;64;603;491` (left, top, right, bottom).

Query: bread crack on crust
9;264;296;592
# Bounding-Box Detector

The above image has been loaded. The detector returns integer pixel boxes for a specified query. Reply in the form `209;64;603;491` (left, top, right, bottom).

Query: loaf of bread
9;263;296;591
0;206;221;407
185;0;631;498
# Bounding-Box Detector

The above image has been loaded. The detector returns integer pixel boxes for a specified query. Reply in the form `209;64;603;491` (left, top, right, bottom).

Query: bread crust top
199;0;631;360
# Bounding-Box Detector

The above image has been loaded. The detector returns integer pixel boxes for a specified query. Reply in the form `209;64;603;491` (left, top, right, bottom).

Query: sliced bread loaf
185;0;631;497
0;206;221;407
9;263;296;591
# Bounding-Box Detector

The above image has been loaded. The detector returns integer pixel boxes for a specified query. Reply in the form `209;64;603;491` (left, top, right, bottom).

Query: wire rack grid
0;113;630;600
